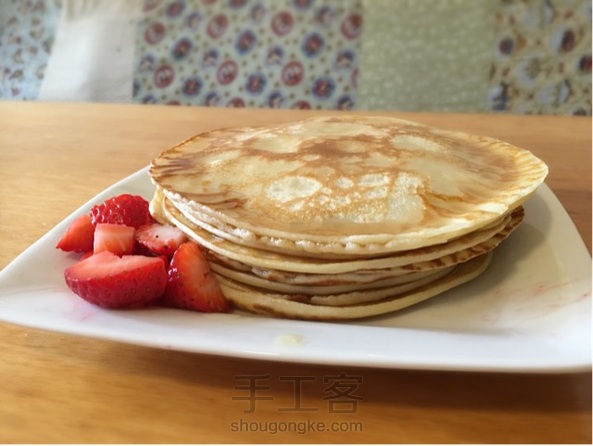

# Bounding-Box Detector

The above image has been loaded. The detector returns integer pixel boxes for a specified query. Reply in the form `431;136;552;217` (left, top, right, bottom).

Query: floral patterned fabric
487;0;592;115
0;0;590;115
133;0;363;109
0;0;62;100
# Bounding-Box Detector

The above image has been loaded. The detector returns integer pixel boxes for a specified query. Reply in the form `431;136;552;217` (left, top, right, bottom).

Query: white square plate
0;168;590;372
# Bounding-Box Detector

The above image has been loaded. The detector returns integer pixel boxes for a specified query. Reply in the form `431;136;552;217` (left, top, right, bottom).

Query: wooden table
0;101;590;443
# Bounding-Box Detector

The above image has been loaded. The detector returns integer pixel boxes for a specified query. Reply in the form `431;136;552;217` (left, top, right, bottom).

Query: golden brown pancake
148;115;547;320
150;115;547;255
157;193;523;275
218;253;493;320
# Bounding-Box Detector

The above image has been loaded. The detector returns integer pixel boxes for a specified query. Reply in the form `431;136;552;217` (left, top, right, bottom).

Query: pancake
209;262;456;295
148;115;547;320
219;253;493;320
150;115;548;255
156;192;523;275
164;184;513;260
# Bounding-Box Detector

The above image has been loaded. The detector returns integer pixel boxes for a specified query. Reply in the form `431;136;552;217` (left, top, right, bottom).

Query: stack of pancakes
149;116;548;320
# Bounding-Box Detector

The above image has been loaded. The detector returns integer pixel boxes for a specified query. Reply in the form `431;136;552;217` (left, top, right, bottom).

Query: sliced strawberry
135;222;188;257
80;251;94;261
164;242;229;313
64;251;168;309
56;214;95;253
93;223;135;256
90;194;153;228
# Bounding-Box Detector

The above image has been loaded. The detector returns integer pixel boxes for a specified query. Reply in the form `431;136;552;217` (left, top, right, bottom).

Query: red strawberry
80;251;94;261
56;214;95;253
90;194;153;228
93;223;135;256
164;242;229;313
135;222;188;257
64;251;168;309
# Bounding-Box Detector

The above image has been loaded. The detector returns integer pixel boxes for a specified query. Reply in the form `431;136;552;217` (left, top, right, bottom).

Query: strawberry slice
135;222;188;257
164;242;229;313
93;223;135;256
56;214;95;253
90;194;153;228
64;251;168;309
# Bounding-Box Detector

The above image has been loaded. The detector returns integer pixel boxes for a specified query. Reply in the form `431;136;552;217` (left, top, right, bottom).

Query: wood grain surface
0;102;590;443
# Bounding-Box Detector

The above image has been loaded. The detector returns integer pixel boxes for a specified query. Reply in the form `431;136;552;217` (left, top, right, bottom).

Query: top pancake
150;115;547;254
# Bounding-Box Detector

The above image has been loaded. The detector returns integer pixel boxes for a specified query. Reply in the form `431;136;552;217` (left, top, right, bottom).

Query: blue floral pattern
487;0;591;115
132;0;363;109
0;0;62;100
0;0;590;115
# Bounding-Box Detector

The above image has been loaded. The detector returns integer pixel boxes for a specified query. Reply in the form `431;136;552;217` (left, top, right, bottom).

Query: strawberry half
164;242;229;313
90;194;153;228
56;214;95;253
135;222;188;257
93;223;135;256
64;251;168;309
